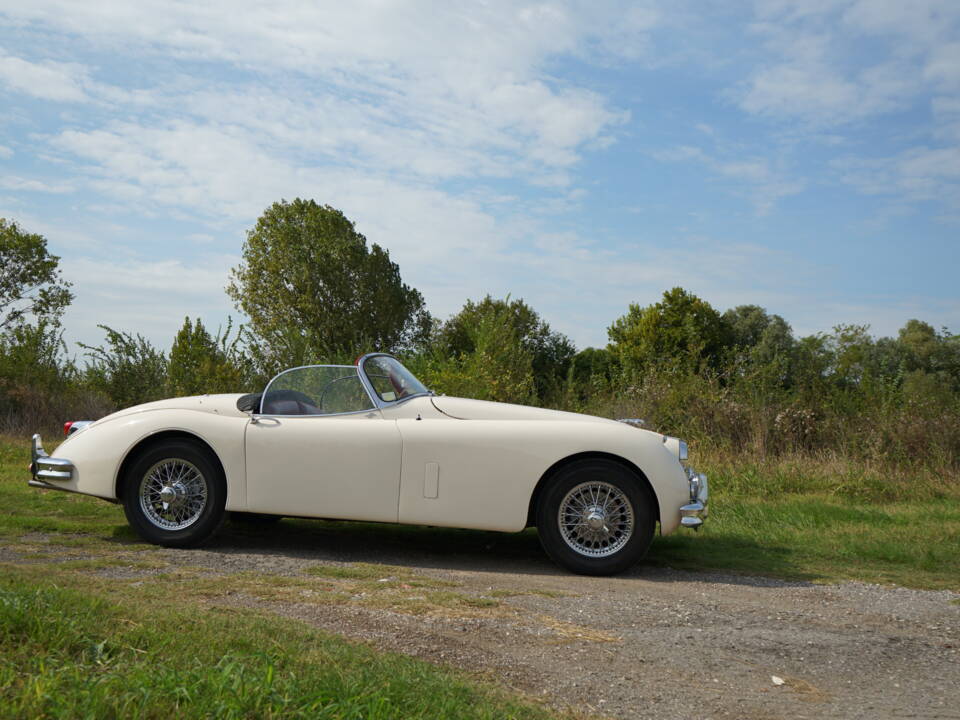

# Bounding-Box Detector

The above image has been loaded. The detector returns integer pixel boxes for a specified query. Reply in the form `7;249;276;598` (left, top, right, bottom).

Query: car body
29;353;707;574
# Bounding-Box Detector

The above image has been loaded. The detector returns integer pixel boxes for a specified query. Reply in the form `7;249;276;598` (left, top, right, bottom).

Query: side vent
424;462;439;499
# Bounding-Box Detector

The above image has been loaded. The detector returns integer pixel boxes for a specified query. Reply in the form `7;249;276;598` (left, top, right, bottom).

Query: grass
0;568;557;720
646;450;960;590
0;432;957;716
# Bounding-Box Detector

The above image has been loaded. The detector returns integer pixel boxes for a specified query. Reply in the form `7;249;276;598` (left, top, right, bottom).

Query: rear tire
122;439;226;548
536;459;655;576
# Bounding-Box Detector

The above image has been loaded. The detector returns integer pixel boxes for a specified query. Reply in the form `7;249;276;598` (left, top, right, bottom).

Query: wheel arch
525;451;661;530
115;430;227;500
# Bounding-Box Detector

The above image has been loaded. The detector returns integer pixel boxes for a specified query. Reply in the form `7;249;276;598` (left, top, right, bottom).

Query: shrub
80;326;168;409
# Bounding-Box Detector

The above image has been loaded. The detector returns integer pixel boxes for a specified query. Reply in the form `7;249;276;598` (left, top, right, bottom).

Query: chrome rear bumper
680;468;709;529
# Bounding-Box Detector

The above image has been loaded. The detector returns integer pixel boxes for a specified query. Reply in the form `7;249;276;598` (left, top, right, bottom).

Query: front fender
394;418;690;533
50;409;249;510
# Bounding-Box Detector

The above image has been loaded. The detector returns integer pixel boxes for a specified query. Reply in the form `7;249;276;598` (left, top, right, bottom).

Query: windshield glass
361;356;429;403
261;366;374;415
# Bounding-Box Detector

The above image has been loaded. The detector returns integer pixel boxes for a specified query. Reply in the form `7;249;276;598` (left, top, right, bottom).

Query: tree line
1;203;958;469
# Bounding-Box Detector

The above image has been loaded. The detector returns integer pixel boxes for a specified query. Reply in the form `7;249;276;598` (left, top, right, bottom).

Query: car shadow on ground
209;517;562;576
106;515;821;588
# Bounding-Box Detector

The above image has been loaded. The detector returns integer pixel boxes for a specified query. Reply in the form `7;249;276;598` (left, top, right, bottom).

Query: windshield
261;366;374;415
361;355;429;403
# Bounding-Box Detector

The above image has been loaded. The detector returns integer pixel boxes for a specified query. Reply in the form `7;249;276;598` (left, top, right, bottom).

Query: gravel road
12;522;960;719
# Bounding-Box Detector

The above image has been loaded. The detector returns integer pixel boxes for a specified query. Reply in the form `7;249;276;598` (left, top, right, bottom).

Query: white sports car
29;353;707;575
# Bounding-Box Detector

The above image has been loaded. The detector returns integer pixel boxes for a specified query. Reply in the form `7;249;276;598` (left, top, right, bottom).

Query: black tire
122;439;226;548
536;459;656;576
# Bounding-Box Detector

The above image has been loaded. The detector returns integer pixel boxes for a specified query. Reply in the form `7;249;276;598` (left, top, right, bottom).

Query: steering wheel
318;375;361;413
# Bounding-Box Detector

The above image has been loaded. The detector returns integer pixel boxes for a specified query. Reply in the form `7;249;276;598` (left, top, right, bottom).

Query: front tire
536;459;655;576
122;439;226;548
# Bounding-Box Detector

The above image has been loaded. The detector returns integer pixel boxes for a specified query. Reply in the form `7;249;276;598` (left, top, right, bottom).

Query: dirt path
9;523;960;719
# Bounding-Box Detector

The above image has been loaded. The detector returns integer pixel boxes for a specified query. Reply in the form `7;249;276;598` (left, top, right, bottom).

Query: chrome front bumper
680;467;708;529
29;434;75;488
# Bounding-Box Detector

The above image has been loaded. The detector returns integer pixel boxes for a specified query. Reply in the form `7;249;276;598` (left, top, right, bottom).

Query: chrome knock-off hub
585;508;606;531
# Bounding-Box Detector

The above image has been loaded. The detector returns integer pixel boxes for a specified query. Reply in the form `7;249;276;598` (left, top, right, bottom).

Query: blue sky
1;0;958;353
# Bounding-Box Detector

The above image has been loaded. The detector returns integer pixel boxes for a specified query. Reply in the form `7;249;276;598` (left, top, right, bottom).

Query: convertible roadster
29;353;707;575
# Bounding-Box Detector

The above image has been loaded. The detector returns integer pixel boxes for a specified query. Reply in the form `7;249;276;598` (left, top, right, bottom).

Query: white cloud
833;146;960;209
736;44;906;125
0;144;12;158
0;175;73;193
923;42;960;90
4;2;638;182
653;145;803;215
734;1;960;215
736;1;960;126
186;233;215;245
168;82;624;185
0;51;89;102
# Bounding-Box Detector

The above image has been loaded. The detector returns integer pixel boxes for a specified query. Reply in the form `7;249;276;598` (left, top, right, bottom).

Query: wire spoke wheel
138;458;208;531
557;480;634;558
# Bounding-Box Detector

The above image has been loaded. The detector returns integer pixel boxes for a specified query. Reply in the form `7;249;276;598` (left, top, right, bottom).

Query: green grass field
651;450;960;590
1;435;957;717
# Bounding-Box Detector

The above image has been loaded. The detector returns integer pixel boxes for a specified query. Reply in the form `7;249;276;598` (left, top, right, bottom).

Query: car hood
430;395;617;424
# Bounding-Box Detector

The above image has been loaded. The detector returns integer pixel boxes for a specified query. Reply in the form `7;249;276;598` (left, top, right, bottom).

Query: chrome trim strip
252;407;380;420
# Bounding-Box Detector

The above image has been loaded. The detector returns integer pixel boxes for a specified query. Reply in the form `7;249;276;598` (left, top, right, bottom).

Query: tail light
63;421;74;436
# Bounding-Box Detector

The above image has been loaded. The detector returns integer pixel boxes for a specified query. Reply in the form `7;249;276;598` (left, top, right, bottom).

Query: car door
244;366;403;522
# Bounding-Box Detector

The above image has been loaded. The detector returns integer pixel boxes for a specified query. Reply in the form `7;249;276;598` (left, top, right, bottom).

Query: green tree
0;321;77;429
81;326;168;408
0;218;73;331
227;199;430;371
415;304;536;405
168;317;247;396
569;346;616;385
608;288;730;375
895;319;960;393
827;324;877;387
722;305;796;389
898;319;941;372
723;305;794;360
566;347;617;402
435;295;574;402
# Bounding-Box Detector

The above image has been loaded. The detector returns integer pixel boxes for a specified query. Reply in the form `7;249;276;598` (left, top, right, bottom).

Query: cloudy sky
1;0;958;353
